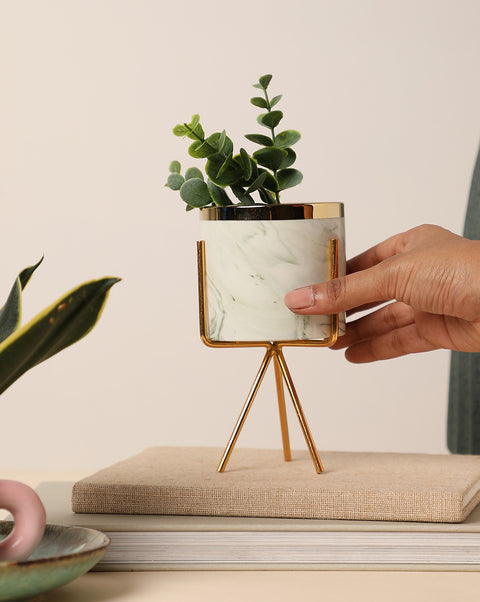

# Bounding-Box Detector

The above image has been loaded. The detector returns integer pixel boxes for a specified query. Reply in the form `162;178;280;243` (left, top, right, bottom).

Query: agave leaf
0;282;22;345
19;257;44;289
0;258;44;344
0;277;120;396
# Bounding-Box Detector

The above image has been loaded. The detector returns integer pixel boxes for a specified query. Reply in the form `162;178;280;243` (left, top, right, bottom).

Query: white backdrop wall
1;0;480;471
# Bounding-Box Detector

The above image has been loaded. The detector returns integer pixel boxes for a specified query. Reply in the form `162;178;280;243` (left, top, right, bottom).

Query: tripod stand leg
217;347;273;472
273;353;292;462
275;347;324;473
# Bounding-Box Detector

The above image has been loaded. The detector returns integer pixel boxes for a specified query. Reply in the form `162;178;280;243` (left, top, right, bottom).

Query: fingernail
284;287;314;310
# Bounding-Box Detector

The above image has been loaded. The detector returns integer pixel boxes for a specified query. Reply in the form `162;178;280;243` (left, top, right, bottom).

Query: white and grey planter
199;203;346;342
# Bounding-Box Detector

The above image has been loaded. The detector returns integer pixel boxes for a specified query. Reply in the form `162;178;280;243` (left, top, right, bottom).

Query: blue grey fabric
448;146;480;453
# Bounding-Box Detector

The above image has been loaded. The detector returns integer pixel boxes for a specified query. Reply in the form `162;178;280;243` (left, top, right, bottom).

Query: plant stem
184;123;205;143
263;88;280;203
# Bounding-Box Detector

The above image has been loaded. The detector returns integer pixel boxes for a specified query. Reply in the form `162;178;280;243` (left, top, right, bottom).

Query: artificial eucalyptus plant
166;74;303;209
0;257;119;395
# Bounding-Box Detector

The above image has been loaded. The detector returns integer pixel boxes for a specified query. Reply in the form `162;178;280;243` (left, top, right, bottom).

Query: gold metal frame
197;238;339;474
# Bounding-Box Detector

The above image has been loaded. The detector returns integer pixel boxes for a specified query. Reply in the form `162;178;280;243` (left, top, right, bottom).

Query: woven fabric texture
72;447;480;522
72;447;480;523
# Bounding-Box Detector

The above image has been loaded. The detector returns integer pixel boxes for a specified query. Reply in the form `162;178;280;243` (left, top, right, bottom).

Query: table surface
4;471;480;602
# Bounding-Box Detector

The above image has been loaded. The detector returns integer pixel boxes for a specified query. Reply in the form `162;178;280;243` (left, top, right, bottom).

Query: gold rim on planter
200;202;344;221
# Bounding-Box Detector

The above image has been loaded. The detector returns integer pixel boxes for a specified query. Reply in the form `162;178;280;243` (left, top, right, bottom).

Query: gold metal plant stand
197;238;339;474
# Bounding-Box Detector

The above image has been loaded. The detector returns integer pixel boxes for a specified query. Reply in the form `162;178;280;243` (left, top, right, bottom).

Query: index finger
347;230;408;275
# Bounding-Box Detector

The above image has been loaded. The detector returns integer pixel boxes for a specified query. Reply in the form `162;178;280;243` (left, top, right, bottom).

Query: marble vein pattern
200;217;346;341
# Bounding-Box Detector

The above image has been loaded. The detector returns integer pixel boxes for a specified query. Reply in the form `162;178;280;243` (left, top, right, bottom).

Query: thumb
284;267;389;315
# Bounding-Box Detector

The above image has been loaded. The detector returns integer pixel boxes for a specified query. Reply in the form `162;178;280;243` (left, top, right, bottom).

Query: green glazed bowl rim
0;522;109;567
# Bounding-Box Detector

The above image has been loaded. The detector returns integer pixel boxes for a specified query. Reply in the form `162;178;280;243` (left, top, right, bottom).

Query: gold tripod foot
217;343;324;474
217;347;273;472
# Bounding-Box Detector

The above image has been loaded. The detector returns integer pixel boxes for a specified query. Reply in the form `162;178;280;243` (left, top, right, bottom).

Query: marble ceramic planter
199;203;345;342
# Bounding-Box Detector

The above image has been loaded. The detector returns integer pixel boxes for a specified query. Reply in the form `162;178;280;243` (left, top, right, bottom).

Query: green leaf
172;124;189;137
253;147;288;171
207;180;233;206
206;143;244;187
238;148;253;180
193;124;205;140
217;130;227;154
188;140;217;159
169;160;181;174
186;115;204;140
258;169;279;192
185;167;204;180
275;130;301;148
217;153;234;181
269;94;282;107
258;74;272;89
19;257;44;290
258;186;277;204
190;114;200;129
244;134;273;147
0;258;43;344
250;157;259;180
250;97;268;109
207;132;233;157
277;168;303;191
186;126;205;141
231;185;254;205
245;172;267;194
190;132;233;159
0;281;21;344
166;173;185;190
257;111;283;129
0;277;120;396
179;178;212;207
279;147;296;169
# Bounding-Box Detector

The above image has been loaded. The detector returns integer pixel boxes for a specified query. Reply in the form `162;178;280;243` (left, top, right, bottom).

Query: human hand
284;225;480;362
